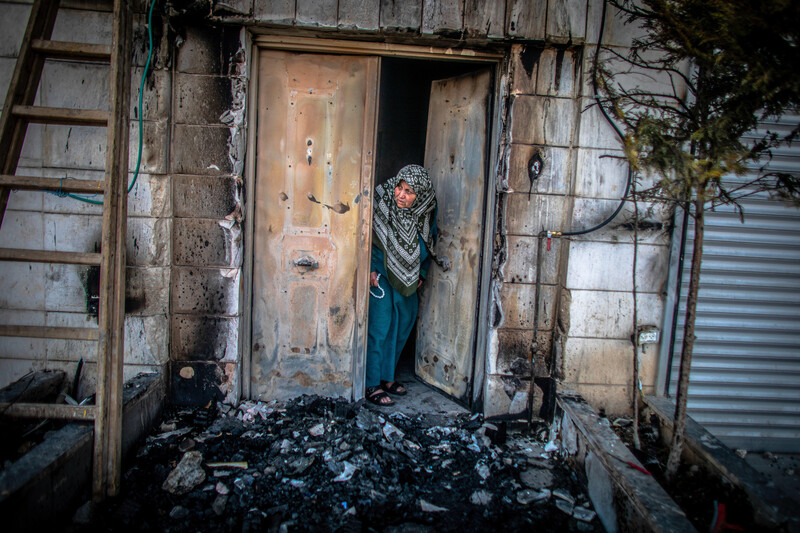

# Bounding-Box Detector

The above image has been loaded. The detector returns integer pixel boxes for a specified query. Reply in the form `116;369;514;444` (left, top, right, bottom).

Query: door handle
293;256;319;270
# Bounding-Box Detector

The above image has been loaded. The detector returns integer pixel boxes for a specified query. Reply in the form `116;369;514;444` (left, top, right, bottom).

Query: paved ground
379;368;469;420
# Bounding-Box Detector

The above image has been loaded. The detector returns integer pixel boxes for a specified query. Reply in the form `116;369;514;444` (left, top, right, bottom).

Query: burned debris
70;395;601;532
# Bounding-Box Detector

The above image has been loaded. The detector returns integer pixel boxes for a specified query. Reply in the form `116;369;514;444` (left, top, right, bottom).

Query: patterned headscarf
373;165;440;296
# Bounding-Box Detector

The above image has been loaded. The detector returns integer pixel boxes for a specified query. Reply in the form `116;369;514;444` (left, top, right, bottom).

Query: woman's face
394;180;417;209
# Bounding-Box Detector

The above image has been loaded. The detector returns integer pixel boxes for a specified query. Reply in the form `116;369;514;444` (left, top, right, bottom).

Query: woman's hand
370;271;379;287
418;278;423;288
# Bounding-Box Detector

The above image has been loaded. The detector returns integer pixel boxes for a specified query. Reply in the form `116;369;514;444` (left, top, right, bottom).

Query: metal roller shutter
668;115;800;453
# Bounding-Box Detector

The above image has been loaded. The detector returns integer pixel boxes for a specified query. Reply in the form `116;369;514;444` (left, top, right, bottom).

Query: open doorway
246;39;498;406
374;57;494;408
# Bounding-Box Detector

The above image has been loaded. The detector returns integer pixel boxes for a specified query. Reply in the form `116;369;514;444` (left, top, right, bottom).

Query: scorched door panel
417;69;491;402
251;51;377;400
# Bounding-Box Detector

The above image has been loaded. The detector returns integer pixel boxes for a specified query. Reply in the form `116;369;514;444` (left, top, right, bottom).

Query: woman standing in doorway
366;164;443;406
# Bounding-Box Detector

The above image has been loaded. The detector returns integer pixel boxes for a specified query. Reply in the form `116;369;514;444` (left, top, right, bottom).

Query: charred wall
486;43;581;418
168;17;246;406
0;0;675;417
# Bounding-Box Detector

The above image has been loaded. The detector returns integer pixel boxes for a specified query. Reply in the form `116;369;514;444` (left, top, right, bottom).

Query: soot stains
171;362;226;407
520;46;543;79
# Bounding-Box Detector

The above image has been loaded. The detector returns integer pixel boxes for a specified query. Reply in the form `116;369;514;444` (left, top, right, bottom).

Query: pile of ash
69;395;601;532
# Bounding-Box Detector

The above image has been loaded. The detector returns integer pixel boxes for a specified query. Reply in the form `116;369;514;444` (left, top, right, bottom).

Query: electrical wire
555;0;632;237
52;0;155;205
528;0;635;421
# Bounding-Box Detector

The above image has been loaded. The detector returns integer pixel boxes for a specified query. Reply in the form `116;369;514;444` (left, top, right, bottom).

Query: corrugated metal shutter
668;115;800;453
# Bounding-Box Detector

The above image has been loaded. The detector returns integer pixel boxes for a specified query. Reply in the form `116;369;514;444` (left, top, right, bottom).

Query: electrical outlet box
638;328;660;344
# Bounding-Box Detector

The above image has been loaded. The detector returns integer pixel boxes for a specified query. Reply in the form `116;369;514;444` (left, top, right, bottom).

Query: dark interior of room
374;57;490;377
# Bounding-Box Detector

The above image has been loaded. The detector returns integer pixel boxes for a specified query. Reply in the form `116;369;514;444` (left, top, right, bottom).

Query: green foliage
597;0;800;211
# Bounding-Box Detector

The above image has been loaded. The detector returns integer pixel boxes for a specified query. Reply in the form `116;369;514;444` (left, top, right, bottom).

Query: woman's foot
381;380;407;396
366;386;394;406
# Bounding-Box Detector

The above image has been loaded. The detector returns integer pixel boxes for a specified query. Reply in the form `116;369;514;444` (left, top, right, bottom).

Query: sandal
366;386;394;406
381;381;407;396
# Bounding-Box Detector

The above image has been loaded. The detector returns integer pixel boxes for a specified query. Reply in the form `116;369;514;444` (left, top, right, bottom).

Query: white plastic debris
212;494;227;516
573;506;596;523
470;490;493;505
419;499;448;512
467;435;482;453
149;427;192;442
516;488;550;505
333;461;357;483
382;421;405;440
552;489;576;506
429;443;452;455
475;463;491;480
279;439;292;454
555;498;574;515
404;439;421;450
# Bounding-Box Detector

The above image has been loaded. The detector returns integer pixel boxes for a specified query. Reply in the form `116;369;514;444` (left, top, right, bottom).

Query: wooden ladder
0;0;132;500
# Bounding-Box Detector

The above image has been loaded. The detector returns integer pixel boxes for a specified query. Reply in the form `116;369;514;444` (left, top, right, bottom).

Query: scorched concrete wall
0;0;673;418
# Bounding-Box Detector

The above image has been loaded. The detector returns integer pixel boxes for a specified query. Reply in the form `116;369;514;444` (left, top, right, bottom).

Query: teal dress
367;232;433;388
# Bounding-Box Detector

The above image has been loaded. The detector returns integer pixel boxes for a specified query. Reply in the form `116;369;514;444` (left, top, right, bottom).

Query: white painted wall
0;2;169;394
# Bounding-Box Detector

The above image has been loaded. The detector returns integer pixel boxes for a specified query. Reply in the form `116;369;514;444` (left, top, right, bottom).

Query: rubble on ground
69;395;601;532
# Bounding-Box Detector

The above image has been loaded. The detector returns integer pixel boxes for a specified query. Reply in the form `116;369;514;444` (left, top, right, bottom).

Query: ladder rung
0;402;95;420
0;325;99;340
31;39;112;62
0;175;104;194
0;248;102;265
12;105;109;126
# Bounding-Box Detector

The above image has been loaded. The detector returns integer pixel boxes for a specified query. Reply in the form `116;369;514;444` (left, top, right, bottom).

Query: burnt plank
338;0;381;30
506;0;547;40
0;370;66;404
296;0;337;27
32;39;111;61
0;175;104;193
380;0;422;31
421;0;463;34
464;0;506;38
0;403;96;420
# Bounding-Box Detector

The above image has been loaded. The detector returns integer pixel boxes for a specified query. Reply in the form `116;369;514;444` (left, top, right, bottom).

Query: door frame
241;34;505;407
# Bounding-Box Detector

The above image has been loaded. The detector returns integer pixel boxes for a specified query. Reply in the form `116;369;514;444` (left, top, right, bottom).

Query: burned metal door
416;69;491;402
251;50;377;400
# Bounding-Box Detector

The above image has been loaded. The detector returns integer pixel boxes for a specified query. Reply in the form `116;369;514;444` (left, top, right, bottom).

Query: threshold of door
365;367;469;422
